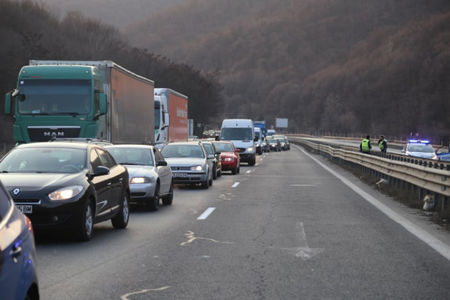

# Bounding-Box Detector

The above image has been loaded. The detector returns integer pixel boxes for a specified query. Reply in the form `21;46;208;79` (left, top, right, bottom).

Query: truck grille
28;126;81;142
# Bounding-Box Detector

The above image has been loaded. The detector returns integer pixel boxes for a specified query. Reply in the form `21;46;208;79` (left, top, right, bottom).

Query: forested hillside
127;0;450;142
37;0;188;29
0;0;222;142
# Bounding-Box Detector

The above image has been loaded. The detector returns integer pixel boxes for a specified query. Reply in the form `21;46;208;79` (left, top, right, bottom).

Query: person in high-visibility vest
360;135;372;153
378;135;387;153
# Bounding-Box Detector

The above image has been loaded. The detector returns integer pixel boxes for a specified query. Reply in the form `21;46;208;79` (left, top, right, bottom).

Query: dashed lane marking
232;182;240;188
197;207;216;220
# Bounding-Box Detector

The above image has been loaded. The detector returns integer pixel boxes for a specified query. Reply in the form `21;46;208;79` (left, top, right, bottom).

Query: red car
213;141;240;174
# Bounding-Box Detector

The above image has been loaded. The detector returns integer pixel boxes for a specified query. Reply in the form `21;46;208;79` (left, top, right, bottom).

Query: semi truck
4;60;155;144
154;88;188;145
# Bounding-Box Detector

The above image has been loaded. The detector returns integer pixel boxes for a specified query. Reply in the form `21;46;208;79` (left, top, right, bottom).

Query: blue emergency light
408;139;430;144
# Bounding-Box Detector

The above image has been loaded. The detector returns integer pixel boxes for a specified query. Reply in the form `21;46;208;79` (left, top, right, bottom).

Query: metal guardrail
290;136;450;197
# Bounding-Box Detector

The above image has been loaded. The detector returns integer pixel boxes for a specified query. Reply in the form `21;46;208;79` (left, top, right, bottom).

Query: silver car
106;145;173;211
161;142;214;189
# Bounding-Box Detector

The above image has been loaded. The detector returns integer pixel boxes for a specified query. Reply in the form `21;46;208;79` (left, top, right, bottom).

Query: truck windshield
154;101;160;130
221;128;253;141
17;79;91;115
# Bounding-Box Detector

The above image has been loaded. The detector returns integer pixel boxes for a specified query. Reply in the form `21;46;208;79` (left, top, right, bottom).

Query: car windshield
214;143;234;152
0;147;86;173
107;147;154;166
221;128;253;141
18;79;91;115
407;144;435;153
161;144;205;158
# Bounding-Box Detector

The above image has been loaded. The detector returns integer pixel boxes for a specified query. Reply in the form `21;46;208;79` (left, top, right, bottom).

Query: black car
0;142;130;241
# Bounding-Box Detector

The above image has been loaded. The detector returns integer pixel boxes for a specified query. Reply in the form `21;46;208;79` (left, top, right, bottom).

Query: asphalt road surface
35;145;450;299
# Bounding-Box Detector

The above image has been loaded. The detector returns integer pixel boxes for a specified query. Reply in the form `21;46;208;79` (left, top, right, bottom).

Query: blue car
0;180;39;300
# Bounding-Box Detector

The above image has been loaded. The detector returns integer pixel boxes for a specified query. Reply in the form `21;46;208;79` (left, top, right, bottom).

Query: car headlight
223;157;234;162
247;147;254;152
191;165;203;171
48;185;83;201
130;177;151;184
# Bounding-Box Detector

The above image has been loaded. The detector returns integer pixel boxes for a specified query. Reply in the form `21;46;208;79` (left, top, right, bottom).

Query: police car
403;139;437;160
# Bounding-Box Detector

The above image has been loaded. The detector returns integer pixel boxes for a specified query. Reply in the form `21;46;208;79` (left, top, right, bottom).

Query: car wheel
147;183;160;211
201;173;209;189
162;181;173;205
248;156;256;166
76;200;94;241
217;169;222;177
213;164;217;180
231;166;237;175
237;166;240;174
209;175;213;186
112;191;130;229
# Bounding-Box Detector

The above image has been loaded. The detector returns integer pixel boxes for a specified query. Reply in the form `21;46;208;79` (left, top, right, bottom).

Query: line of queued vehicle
0;130;290;299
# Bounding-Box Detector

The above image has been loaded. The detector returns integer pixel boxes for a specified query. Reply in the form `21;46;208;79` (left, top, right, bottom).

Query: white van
220;119;256;165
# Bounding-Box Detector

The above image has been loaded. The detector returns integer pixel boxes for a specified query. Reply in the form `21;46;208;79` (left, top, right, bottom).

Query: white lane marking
232;182;240;188
289;184;316;187
277;222;324;260
197;207;216;220
121;286;170;300
295;144;450;261
246;170;253;174
180;231;234;246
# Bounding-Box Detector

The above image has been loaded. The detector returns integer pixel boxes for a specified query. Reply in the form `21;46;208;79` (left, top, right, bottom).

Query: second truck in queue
5;60;155;144
154;88;189;146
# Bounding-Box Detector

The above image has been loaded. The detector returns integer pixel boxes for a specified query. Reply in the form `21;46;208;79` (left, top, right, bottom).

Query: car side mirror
93;166;109;177
156;160;167;167
4;92;12;115
254;136;258;142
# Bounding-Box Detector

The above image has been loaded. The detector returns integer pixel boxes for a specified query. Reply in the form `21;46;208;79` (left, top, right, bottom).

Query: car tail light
24;215;34;234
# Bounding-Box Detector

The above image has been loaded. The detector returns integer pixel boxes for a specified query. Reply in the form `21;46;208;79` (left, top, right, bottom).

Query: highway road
35;145;450;299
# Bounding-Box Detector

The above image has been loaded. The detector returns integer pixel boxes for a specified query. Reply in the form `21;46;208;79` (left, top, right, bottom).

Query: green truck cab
5;64;106;143
5;60;154;144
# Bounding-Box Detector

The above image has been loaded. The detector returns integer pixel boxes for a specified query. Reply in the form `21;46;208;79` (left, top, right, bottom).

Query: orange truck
154;88;188;145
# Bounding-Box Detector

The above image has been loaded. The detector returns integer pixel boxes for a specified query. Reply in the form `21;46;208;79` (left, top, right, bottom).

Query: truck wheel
112;191;130;229
76;200;94;241
162;181;173;205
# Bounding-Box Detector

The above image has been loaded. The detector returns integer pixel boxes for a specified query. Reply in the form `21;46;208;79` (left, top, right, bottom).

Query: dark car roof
15;142;95;150
105;144;154;149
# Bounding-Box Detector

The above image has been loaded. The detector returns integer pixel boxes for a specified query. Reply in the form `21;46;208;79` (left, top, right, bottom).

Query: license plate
174;173;188;178
16;204;32;214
